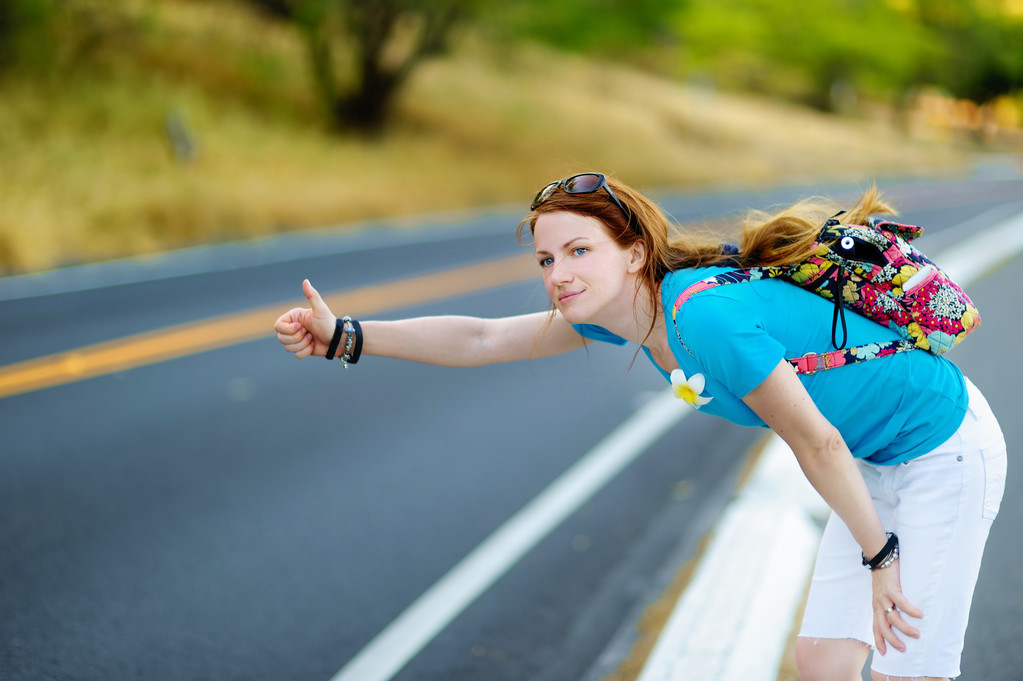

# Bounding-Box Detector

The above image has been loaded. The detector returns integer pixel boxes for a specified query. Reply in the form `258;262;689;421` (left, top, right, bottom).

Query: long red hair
518;174;897;339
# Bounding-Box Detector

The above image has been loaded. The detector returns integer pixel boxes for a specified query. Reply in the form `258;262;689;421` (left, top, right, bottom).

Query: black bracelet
325;318;345;360
348;319;363;364
862;532;899;570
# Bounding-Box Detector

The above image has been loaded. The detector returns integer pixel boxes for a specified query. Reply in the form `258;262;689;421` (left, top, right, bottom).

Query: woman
274;173;1006;681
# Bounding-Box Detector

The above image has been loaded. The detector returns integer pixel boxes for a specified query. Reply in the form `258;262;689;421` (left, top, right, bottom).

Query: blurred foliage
483;0;1023;114
915;0;1023;104
1;0;1019;129
476;0;681;56
0;0;996;274
0;0;60;73
244;0;479;133
0;0;149;78
670;0;939;110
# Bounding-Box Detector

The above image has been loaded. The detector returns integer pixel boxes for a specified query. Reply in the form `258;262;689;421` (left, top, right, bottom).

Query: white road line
939;206;1023;284
636;436;827;681
329;389;693;681
0;208;515;301
635;208;1023;680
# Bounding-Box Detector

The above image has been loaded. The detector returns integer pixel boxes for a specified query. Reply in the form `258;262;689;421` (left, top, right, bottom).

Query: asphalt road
1;170;1021;681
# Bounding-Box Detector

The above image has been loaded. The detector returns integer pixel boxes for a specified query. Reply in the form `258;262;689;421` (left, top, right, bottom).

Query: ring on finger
884;606;896;615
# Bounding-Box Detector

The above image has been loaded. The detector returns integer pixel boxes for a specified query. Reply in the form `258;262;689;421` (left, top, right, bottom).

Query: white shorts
798;378;1007;678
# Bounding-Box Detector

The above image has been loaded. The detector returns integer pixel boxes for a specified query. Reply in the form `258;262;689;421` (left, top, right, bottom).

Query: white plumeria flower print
670;368;713;408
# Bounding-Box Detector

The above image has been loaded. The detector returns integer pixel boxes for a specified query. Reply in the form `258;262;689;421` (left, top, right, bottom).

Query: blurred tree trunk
250;0;468;135
0;0;59;75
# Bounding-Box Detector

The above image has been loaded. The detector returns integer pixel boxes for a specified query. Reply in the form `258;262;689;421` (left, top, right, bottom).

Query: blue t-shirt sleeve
572;323;629;346
675;292;786;399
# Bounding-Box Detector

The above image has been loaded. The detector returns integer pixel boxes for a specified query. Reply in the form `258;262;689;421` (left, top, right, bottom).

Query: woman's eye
572;247;588;256
538;257;554;267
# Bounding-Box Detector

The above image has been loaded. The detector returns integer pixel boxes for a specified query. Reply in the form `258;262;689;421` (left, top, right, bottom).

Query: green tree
248;0;475;134
249;0;685;133
479;0;685;57
671;0;935;111
0;0;59;75
913;0;1023;104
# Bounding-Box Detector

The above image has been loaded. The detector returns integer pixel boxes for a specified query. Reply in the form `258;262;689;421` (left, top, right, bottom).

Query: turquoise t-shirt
575;267;967;465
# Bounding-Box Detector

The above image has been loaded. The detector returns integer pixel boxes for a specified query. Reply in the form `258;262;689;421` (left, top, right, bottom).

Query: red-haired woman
274;173;1005;681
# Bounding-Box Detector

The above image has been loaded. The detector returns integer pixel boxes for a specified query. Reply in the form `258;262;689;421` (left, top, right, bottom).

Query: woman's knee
796;637;870;681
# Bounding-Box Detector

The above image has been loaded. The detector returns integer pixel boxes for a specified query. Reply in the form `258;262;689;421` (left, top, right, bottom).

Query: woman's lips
558;290;582;304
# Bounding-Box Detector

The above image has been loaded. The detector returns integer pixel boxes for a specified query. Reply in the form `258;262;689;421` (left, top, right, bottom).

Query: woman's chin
556;304;589;326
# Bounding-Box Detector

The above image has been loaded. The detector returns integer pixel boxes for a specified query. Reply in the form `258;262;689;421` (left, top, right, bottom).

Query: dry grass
0;0;975;274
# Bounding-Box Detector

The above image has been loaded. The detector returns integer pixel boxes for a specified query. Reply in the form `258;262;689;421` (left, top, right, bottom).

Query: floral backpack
671;214;982;374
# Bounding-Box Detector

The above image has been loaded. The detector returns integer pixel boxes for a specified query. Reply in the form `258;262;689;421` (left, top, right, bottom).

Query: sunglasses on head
530;172;633;227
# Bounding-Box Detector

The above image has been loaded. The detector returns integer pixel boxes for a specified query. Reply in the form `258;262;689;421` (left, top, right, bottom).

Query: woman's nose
548;255;572;280
548;259;573;284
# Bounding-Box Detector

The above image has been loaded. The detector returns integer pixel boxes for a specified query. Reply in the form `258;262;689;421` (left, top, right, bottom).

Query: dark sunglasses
530;172;633;227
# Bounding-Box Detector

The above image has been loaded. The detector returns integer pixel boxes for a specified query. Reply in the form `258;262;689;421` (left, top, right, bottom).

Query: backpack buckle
795;352;822;375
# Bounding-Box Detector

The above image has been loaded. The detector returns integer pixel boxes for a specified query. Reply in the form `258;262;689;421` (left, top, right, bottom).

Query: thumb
303;279;327;311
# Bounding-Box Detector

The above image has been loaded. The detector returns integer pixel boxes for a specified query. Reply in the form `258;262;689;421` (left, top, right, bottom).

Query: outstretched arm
742;361;924;656
273;279;587;367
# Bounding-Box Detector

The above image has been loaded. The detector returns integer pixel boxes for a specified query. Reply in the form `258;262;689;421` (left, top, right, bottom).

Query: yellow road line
0;255;538;400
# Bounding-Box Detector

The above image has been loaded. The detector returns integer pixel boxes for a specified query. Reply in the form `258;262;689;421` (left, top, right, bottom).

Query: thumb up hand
273;279;338;359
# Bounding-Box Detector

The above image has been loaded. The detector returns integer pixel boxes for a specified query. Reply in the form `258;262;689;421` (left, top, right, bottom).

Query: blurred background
3;4;1023;681
1;0;1021;275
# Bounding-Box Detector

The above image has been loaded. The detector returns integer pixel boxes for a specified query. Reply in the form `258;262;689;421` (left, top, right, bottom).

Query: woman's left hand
871;559;923;656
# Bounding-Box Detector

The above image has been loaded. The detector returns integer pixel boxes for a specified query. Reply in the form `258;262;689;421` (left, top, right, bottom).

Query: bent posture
275;173;1005;681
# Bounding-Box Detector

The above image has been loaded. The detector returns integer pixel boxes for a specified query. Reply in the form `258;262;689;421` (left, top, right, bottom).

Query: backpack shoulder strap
669;270;917;375
669;269;769;320
788;341;917;374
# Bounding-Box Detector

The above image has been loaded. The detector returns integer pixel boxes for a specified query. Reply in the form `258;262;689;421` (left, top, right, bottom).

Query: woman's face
532;211;644;325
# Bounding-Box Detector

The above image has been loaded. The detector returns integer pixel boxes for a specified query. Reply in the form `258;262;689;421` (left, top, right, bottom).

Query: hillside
0;0;981;275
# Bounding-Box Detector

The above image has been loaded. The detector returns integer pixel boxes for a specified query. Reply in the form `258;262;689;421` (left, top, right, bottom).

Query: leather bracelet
862;532;899;570
348;319;363;364
874;543;900;570
325;318;345;360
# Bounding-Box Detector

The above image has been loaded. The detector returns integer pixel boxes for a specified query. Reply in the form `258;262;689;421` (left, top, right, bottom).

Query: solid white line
636;437;826;681
329;390;693;681
938;208;1023;285
0;208;516;301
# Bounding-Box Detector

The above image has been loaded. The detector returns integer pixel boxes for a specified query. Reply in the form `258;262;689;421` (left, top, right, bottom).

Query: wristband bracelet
348;319;363;365
862;532;899;570
873;543;899;570
325;318;345;360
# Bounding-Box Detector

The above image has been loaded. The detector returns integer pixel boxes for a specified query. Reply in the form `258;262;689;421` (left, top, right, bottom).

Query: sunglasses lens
531;182;558;210
563;173;604;194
